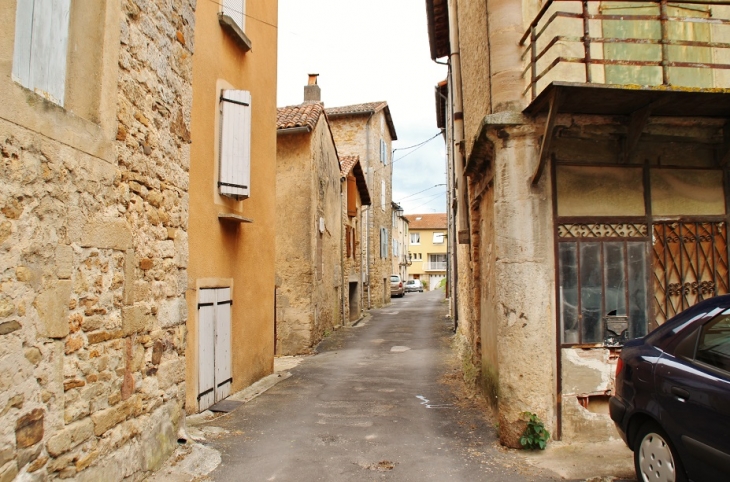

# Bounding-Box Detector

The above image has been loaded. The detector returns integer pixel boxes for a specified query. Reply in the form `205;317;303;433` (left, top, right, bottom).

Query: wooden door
198;288;232;411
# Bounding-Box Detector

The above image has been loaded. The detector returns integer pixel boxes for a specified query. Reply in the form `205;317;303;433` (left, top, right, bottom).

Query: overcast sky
277;0;448;215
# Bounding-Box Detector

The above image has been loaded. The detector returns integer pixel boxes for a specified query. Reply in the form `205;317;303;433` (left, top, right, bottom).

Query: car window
696;314;730;373
390;276;399;282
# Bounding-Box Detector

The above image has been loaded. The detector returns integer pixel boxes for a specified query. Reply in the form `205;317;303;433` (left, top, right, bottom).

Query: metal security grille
652;222;729;325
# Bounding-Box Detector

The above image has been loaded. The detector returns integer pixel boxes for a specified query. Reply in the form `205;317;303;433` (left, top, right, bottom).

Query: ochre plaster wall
186;0;277;412
275;116;342;355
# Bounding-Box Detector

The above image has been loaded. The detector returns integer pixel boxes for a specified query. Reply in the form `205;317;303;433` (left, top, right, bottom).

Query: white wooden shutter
219;90;252;198
222;0;246;31
214;288;232;401
12;0;70;106
198;289;217;411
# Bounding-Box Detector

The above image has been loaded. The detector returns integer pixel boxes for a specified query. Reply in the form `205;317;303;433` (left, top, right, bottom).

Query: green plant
519;412;550;450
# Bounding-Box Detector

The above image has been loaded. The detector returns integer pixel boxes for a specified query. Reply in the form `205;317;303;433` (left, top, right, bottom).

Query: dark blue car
610;295;730;482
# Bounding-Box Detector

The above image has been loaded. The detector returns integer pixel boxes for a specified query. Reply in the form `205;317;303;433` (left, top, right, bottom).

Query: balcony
521;0;730;116
425;262;447;271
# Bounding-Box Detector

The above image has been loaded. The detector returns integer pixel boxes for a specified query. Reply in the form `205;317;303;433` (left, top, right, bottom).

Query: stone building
327;102;398;308
427;0;730;446
391;203;410;282
0;1;194;479
341;155;371;324
186;0;278;412
275;88;343;355
405;214;448;291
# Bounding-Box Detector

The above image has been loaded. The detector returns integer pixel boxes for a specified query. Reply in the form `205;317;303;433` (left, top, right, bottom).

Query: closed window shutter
219;90;251;198
385;228;389;257
222;0;246;31
13;0;71;106
347;175;357;216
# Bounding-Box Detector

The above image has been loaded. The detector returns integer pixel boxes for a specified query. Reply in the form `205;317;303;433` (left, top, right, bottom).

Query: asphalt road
199;290;561;481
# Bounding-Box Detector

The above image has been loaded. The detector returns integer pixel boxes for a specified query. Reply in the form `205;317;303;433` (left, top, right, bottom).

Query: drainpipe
448;0;469;246
341;180;346;325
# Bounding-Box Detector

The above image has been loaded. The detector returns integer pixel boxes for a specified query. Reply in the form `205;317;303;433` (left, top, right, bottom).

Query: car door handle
671;386;690;401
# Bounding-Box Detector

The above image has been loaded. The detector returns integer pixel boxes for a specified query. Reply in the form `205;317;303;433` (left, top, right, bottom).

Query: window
219;0;251;51
392;239;399;257
13;0;71;106
559;240;648;345
696;313;730;373
381;180;386;210
428;254;447;270
347;175;357;217
380;227;389;258
222;0;246;31
410;233;420;245
433;232;445;244
380;139;387;165
219;90;252;199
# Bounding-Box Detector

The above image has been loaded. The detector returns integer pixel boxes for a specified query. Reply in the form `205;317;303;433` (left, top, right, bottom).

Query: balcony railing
520;0;730;101
426;262;448;271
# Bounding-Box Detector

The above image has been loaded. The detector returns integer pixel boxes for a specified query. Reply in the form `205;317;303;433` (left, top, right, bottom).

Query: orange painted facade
185;0;278;413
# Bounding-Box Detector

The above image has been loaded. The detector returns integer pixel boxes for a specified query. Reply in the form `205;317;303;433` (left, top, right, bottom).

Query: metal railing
426;262;448;271
520;0;730;101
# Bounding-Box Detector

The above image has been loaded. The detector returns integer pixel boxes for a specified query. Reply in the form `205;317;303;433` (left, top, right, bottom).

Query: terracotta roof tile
326;101;398;140
340;155;358;177
404;213;447;229
325;102;388;116
277;101;324;131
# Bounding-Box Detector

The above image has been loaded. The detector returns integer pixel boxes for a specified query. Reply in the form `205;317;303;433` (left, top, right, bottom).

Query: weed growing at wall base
519;412;550;450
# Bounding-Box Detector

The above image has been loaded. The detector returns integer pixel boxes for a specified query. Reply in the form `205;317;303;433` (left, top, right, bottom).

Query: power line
409;191;446;211
207;0;278;29
397;184;446;203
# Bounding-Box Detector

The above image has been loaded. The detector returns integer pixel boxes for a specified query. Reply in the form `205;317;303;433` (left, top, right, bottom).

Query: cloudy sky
277;0;448;214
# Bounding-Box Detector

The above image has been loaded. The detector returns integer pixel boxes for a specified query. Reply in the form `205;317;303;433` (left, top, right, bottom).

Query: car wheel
633;421;686;482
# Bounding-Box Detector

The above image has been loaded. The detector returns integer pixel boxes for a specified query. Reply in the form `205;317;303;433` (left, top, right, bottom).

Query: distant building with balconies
405;213;448;291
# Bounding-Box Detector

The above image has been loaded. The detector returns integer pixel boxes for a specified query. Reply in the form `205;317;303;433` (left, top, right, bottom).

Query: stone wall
328;110;394;309
276;116;342;354
0;0;194;479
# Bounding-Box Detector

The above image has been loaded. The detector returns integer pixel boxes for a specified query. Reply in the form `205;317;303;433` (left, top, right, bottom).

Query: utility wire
372;131;443;174
409;191;447;212
207;0;278;29
397;184;446;203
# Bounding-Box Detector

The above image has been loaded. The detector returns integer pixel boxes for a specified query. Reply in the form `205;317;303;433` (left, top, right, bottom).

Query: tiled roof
277;101;325;131
340;155;371;206
340;155;358;177
326;101;398;140
405;213;447;229
326;102;388;117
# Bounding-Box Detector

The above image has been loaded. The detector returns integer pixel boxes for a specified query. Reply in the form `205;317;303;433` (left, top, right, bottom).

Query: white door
198;288;232;411
429;274;446;291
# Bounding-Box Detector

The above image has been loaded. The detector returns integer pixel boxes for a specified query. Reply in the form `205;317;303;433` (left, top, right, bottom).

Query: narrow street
181;291;561;481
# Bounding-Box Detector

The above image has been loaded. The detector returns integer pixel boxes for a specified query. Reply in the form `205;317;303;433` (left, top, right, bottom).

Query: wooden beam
532;89;561;186
719;122;730;167
623;96;673;163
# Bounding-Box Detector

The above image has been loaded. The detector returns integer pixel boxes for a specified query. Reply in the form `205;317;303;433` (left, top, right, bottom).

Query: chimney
304;73;321;102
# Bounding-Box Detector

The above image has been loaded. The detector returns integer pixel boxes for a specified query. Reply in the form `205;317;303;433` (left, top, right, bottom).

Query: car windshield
390;276;399;282
406;281;414;285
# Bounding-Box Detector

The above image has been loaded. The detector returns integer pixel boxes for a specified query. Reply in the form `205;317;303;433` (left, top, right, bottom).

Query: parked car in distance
404;279;423;293
390;275;405;298
610;295;730;482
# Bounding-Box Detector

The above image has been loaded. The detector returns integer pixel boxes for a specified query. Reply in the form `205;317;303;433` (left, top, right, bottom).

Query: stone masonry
0;0;194;480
